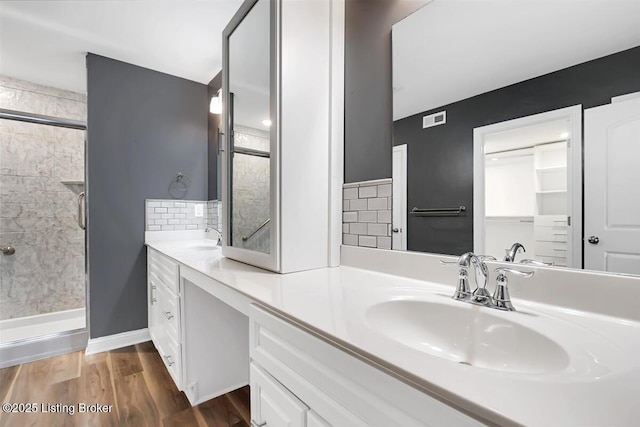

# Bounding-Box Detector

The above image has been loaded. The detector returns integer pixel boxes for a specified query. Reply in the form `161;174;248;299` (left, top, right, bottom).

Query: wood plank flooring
0;341;250;427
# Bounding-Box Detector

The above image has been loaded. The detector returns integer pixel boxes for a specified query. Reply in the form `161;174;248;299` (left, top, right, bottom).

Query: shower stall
0;76;87;367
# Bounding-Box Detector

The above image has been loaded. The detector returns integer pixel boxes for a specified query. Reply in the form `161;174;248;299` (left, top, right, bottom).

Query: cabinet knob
392;228;400;233
588;236;599;244
163;311;174;320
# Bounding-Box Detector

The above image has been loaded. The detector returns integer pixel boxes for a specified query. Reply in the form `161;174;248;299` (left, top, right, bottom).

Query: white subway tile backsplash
350;222;367;235
368;198;387;210
377;184;392;197
367;223;388;236
145;199;220;231
342;179;393;250
359;185;377;198
377;210;391;223
343;188;358;200
349;198;367;211
343;211;358;223
358;211;377;223
377;236;392;249
343;234;358;246
359;235;377;248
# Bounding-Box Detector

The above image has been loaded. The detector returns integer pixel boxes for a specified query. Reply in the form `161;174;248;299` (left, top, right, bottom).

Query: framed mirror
222;0;279;269
391;0;640;275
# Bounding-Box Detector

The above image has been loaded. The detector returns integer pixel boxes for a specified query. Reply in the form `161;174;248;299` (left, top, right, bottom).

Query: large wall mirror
391;0;640;275
224;0;274;257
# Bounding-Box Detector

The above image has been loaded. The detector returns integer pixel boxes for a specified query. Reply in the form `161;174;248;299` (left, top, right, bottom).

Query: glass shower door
0;105;86;345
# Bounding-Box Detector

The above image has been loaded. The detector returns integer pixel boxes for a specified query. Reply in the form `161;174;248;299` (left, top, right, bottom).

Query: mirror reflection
228;0;271;253
392;0;640;274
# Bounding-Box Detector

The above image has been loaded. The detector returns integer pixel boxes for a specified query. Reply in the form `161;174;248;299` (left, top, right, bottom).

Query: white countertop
146;238;640;427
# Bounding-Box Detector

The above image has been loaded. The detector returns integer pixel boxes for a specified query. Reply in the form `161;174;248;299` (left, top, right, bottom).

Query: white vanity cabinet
249;305;481;427
147;247;183;389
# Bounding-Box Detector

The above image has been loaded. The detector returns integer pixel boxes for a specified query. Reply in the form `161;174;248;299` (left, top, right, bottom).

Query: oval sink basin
366;300;570;374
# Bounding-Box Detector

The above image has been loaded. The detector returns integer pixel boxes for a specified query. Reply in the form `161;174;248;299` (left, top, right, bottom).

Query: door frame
473;105;582;267
392;144;407;250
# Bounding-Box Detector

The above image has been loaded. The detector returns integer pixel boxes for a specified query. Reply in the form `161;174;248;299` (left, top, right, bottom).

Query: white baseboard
85;328;150;355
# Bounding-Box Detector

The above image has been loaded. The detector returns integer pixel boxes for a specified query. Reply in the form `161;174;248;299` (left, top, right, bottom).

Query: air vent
422;111;446;129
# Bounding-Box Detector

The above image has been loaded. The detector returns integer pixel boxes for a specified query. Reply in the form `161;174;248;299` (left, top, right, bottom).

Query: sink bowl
366;300;570;374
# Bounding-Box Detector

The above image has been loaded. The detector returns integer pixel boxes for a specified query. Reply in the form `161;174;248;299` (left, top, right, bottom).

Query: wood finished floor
0;341;250;427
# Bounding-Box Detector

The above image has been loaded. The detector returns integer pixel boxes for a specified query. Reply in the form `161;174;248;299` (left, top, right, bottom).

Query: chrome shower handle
77;192;86;230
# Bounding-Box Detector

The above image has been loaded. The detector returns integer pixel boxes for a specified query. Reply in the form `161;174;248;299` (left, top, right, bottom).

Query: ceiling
0;0;244;94
392;0;640;121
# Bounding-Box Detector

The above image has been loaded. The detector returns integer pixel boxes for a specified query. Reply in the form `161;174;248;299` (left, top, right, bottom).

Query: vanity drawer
158;283;181;344
156;333;182;389
149;248;179;294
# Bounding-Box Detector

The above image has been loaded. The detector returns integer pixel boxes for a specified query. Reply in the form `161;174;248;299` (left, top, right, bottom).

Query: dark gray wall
393;46;640;255
344;0;428;183
208;71;222;200
87;54;208;338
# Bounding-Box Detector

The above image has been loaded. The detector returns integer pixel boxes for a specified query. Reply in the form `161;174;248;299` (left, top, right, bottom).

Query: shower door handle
1;245;15;255
77;192;86;230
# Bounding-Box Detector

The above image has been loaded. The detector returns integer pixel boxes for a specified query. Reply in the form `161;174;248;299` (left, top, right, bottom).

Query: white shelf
536;190;567;194
536;166;566;173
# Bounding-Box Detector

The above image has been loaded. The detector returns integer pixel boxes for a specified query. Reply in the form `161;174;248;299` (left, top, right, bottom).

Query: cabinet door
251;363;307;427
307;411;330;427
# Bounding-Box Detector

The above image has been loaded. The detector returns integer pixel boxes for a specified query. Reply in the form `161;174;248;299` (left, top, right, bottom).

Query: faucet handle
520;259;552;267
492;267;534;311
440;252;475;267
494;267;534;278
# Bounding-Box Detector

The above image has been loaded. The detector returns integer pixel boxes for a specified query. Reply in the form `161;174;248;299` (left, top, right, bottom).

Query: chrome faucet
442;253;533;311
440;252;495;304
205;227;222;246
504;242;525;262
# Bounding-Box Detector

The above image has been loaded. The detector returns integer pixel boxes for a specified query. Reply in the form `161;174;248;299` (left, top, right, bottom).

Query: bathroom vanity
146;234;640;426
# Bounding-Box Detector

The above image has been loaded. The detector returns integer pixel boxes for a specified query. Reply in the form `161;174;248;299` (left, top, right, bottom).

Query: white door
584;98;640;274
392;145;407;250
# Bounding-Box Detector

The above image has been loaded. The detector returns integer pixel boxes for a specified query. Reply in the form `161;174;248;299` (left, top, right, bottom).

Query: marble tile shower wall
0;75;86;320
232;125;270;253
342;179;393;250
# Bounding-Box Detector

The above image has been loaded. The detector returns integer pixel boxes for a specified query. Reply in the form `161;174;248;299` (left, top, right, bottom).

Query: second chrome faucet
441;252;533;311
